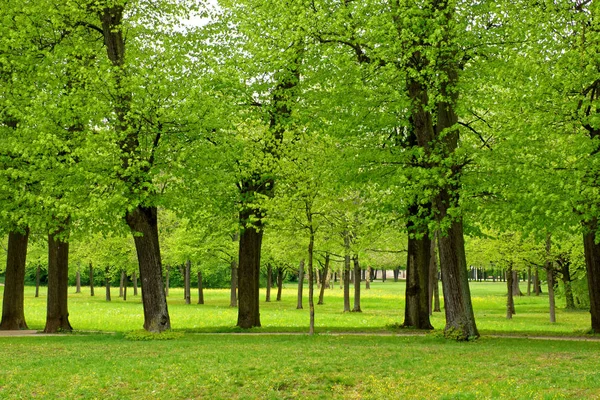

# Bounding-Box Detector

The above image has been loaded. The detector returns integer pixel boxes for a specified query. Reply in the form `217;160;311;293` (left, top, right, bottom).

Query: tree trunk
119;270;124;298
352;255;362;312
382;269;386;282
35;265;40;298
75;270;81;294
276;267;283;301
343;233;351;312
132;270;138;296
105;267;111;302
404;221;433;329
534;267;541;295
393;268;399;282
546;234;556;323
184;260;191;305
237;210;263;329
297;260;304;309
0;229;30;330
527;265;531;296
123;273;128;301
559;259;575;310
366;266;371;290
266;263;272;302
230;260;238;307
583;220;600;333
197;271;204;305
308;230;315;335
165;265;170;297
506;263;515;319
89;262;95;297
512;271;523;296
318;254;329;305
44;224;73;333
125;205;170;333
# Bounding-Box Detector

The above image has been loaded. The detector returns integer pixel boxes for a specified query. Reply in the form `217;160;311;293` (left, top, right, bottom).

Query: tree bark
125;206;170;332
404;219;433;329
534;267;541;295
119;270;125;298
89;262;95;297
297;260;304;309
184;260;191;305
429;232;441;314
343;233;351;312
237;210;263;329
352;255;362;312
308;229;315;335
512;271;523;296
318;254;330;305
546;234;556;323
230;260;238;307
75;270;81;294
132;270;138;296
276;267;283;302
105;266;111;302
506;263;515;319
0;229;30;330
266;263;272;302
527;265;531;296
366;266;371;290
197;271;204;305
583;219;600;333
558;258;575;310
123;273;128;301
35;265;40;298
44;224;73;333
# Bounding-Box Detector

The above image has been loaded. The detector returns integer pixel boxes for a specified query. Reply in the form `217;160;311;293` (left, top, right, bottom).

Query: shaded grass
0;334;599;399
2;280;593;336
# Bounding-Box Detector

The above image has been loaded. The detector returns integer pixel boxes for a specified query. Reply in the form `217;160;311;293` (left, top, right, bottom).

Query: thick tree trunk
35;265;40;298
352;255;362;312
404;223;433;329
230;260;238;307
237;210;263;329
583;221;600;333
266;263;272;302
297;260;304;309
436;217;479;340
75;270;81;294
184;260;191;305
44;225;73;333
89;262;95;297
197;271;204;305
1;229;30;330
393;268;399;282
132;270;138;296
506;263;515;319
318;254;330;305
125;206;170;333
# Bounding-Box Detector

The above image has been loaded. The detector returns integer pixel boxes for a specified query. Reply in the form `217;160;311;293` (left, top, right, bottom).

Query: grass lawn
1;280;599;399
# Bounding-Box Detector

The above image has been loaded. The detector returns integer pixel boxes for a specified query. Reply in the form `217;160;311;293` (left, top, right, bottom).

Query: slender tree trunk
559;260;575;310
583;219;600;333
0;229;30;330
184;260;191;305
352;255;362;312
534;267;541;295
276;267;283;301
527;265;531;296
35;265;40;298
318;254;330;305
89;262;95;297
132;270;138;296
119;270;125;298
393;268;399;282
125;206;170;332
44;224;73;333
165;265;170;297
308;229;315;335
506;263;515;319
366;266;371;290
75;270;81;294
197;271;204;305
404;216;433;329
123;273;128;301
230;260;238;307
429;232;441;315
105;267;111;302
382;269;386;282
343;233;351;312
545;235;556;323
297;260;304;309
266;263;272;302
237;209;263;329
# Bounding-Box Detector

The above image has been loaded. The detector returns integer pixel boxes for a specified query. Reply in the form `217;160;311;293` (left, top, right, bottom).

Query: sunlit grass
1;279;593;335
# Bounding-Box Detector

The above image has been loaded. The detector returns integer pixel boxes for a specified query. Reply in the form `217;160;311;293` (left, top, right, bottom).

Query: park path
0;329;599;342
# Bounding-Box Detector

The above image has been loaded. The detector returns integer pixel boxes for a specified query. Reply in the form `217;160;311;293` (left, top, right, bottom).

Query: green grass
1;281;599;399
1;280;593;335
